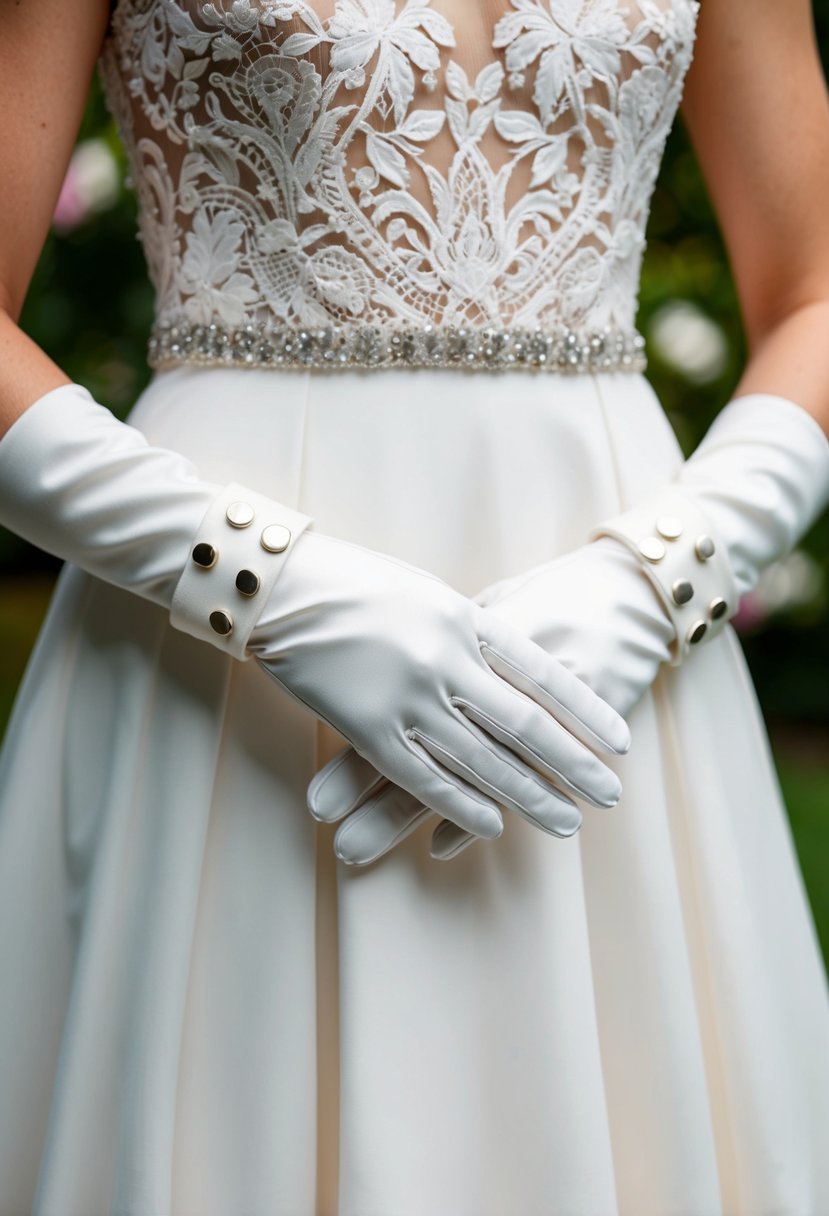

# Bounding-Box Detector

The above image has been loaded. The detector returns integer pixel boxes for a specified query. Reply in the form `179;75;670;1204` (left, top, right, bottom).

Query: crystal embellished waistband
148;318;647;374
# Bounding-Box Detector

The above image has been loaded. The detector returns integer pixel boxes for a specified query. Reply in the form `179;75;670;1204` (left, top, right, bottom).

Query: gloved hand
308;537;669;863
0;382;632;845
474;537;675;716
309;392;829;864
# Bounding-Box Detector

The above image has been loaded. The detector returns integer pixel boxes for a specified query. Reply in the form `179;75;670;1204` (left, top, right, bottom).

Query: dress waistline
147;318;647;375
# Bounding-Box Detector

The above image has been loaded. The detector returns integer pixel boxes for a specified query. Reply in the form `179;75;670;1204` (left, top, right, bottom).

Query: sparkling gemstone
148;317;647;375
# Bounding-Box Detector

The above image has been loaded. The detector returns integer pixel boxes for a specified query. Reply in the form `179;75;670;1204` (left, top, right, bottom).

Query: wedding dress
1;1;828;1213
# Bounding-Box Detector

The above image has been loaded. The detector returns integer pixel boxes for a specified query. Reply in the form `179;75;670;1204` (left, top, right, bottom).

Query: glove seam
478;640;616;757
445;696;604;807
448;695;584;811
405;728;505;826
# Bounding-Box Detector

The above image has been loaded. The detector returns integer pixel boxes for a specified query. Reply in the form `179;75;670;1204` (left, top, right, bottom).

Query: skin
1;0;829;440
680;0;829;430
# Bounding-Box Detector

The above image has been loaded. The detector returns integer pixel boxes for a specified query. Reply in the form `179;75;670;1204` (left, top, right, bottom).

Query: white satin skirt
1;364;828;1215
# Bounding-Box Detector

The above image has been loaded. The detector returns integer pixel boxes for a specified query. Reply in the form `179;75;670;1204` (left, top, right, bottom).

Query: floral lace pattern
99;0;700;337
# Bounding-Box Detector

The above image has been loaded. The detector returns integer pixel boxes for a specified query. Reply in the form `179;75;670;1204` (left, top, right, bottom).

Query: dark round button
235;568;261;597
193;542;217;569
686;620;708;645
209;610;233;636
709;597;728;620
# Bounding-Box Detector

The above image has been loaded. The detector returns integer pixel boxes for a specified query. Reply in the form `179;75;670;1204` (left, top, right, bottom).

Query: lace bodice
99;0;700;370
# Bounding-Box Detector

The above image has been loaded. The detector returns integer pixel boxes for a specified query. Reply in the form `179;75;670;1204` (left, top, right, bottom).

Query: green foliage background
1;6;828;957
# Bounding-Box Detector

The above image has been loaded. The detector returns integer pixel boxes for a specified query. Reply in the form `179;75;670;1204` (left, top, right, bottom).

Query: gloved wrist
589;492;738;664
584;535;677;669
589;392;829;664
677;393;829;598
170;482;313;661
479;536;675;715
0;381;314;660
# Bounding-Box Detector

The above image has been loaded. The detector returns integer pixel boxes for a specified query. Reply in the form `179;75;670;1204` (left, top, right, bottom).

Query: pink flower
52;140;120;233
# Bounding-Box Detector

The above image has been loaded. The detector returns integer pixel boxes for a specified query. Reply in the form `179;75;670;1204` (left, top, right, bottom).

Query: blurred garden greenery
1;10;828;963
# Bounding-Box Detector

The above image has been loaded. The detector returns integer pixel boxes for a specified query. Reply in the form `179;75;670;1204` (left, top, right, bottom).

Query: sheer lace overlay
99;0;699;346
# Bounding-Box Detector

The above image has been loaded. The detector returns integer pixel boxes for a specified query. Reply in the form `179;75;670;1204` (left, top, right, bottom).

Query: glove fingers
458;671;622;810
334;785;431;865
411;717;583;838
394;734;506;842
307;745;387;824
431;819;477;861
475;611;631;757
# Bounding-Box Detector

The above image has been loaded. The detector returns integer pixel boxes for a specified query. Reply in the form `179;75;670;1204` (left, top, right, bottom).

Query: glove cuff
680;392;829;599
170;482;314;660
589;490;738;665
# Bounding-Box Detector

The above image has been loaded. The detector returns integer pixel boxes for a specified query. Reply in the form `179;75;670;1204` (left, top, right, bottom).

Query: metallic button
226;501;255;529
261;524;292;553
638;536;666;563
695;535;715;560
709;596;728;620
209;610;233;636
671;578;694;606
686;619;708;645
235;568;261;597
656;514;683;540
192;542;218;569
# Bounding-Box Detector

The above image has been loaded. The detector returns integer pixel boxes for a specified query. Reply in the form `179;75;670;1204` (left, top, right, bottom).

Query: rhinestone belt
148;318;647;374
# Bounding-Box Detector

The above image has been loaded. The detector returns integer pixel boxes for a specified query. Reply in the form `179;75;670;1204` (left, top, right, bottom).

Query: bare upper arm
0;0;111;320
680;0;829;347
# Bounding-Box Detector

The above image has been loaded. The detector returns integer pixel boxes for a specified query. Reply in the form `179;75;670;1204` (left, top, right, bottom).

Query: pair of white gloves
1;379;827;868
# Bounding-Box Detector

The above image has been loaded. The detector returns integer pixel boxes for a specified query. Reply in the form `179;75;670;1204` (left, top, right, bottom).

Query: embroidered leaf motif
365;129;409;187
396;109;446;141
445;60;470;102
281;31;326;55
183;57;209;80
100;0;701;333
475;62;504;104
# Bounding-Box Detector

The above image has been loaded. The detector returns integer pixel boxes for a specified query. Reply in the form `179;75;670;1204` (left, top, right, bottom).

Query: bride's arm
0;0;630;853
0;0;110;436
680;0;829;436
316;0;829;865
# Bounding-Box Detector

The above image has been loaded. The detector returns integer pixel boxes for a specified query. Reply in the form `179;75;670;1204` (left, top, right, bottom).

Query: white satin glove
474;538;675;716
309;392;829;864
0;382;632;845
308;538;666;863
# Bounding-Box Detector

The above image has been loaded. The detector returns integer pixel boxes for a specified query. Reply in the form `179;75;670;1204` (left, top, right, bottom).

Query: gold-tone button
261;524;292;553
192;542;218;569
656;515;683;540
695;535;715;560
686;620;708;645
671;578;694;606
638;536;666;563
709;596;728;620
209;610;233;636
226;501;255;529
235;568;260;597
